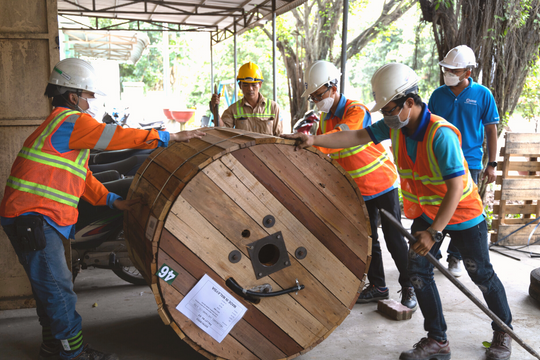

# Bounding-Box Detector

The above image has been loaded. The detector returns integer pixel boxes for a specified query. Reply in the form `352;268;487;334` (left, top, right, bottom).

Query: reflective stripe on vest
6;176;80;207
391;115;482;223
347;151;392;179
318;100;398;197
5;110;90;208
233;99;275;119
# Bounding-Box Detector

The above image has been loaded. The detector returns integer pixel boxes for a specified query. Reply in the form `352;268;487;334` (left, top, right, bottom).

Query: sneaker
399;337;451;360
399;287;418;311
447;256;464;277
356;283;389;304
486;331;512;360
38;343;61;360
72;344;119;360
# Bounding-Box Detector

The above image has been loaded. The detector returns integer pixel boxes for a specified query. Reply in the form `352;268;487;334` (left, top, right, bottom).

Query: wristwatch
487;161;498;168
426;227;444;242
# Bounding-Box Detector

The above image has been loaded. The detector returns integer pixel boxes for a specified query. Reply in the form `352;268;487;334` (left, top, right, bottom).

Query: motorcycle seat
92;148;154;165
93;170;121;183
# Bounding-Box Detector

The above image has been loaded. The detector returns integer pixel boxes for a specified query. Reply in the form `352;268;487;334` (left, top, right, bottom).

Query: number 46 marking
156;264;178;284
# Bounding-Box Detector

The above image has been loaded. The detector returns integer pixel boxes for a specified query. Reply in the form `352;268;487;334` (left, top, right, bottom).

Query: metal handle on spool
226;277;305;304
380;209;540;360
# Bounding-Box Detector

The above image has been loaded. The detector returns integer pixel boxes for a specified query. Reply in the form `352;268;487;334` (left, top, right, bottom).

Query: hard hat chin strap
61;90;84;112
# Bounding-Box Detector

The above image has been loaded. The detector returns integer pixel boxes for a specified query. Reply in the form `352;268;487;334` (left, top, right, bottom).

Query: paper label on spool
145;216;158;241
177;274;247;343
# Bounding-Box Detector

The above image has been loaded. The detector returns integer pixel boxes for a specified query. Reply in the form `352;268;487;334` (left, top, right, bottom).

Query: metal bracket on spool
247;231;291;279
226;277;305;303
228;250;242;263
262;215;275;228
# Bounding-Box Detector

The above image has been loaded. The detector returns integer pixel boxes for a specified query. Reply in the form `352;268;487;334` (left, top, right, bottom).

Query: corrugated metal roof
57;0;308;44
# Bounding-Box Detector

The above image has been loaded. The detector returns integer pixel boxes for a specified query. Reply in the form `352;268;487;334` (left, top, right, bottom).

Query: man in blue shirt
283;63;512;360
428;45;499;277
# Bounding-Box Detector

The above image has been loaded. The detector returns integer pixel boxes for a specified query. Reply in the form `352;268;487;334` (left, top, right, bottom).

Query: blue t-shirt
324;94;396;201
366;104;483;230
428;78;499;170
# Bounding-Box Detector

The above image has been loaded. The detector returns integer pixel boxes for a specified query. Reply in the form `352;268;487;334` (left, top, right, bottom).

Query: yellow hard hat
237;62;264;83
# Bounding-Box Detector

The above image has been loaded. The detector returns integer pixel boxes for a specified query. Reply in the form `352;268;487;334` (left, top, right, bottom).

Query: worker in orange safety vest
283;62;513;360
0;58;205;360
301;60;417;310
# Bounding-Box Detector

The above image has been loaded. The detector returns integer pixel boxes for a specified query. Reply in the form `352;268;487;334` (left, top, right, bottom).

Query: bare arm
282;128;372;151
483;124;498;183
411;176;463;256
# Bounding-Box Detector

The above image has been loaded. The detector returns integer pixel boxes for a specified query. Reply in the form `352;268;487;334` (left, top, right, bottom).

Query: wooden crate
492;133;540;245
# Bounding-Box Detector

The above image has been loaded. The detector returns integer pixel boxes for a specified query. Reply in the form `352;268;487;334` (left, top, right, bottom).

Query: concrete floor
1;218;540;360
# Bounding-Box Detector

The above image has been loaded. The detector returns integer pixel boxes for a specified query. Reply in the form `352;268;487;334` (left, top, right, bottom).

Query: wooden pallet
492;133;540;245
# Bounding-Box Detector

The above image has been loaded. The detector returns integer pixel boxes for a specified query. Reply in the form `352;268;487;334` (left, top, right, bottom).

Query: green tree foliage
517;55;540;130
260;0;418;123
348;4;439;103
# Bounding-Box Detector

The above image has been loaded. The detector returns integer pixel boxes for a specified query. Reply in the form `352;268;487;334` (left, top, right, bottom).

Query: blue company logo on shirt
464;98;478;106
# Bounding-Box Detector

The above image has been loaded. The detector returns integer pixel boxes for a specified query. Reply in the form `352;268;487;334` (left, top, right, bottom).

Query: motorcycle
293;110;319;135
103;109;166;131
72;149;154;285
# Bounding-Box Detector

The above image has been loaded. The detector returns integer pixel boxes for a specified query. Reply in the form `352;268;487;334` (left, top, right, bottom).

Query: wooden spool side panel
159;282;260;360
157;250;286;360
276;144;370;235
204;155;360;306
182;171;351;330
159;230;304;357
249;144;370;261
164;201;327;348
232;148;367;280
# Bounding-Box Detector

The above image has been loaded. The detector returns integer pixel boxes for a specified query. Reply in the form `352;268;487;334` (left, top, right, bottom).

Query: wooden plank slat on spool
204;155;360;306
159;230;303;357
181;171;349;330
232;148;367;280
125;128;371;360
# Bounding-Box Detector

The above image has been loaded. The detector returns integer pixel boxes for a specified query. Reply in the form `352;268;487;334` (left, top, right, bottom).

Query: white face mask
383;106;411;129
443;72;464;87
80;97;101;118
315;97;334;113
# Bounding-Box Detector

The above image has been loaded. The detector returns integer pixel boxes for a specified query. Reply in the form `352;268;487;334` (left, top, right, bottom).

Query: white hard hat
439;45;477;69
302;60;341;97
370;63;420;113
48;58;106;96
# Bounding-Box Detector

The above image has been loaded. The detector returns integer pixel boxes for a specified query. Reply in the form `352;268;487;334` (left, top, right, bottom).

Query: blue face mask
383;106;411;129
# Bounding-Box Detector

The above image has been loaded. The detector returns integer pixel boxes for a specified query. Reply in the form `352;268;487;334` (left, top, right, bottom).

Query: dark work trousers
364;188;412;289
441;169;481;262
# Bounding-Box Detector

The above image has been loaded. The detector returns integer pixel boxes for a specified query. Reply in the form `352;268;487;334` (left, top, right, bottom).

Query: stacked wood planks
124;128;371;359
492;132;540;246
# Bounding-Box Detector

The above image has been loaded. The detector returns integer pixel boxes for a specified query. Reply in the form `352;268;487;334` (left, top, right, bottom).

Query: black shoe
399;337;451;360
356;283;389;304
38;343;61;360
72;344;119;360
486;331;512;360
399;286;418;310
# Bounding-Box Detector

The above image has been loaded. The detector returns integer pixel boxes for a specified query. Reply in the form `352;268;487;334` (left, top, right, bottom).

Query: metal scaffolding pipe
234;20;238;100
340;0;349;94
210;33;214;94
272;0;277;101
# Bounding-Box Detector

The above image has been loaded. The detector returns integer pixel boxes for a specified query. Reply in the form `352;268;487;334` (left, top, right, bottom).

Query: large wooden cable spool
124;128;372;360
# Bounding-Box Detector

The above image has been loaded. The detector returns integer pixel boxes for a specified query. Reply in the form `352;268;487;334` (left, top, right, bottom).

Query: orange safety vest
0;108;91;226
317;99;398;197
390;114;483;224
